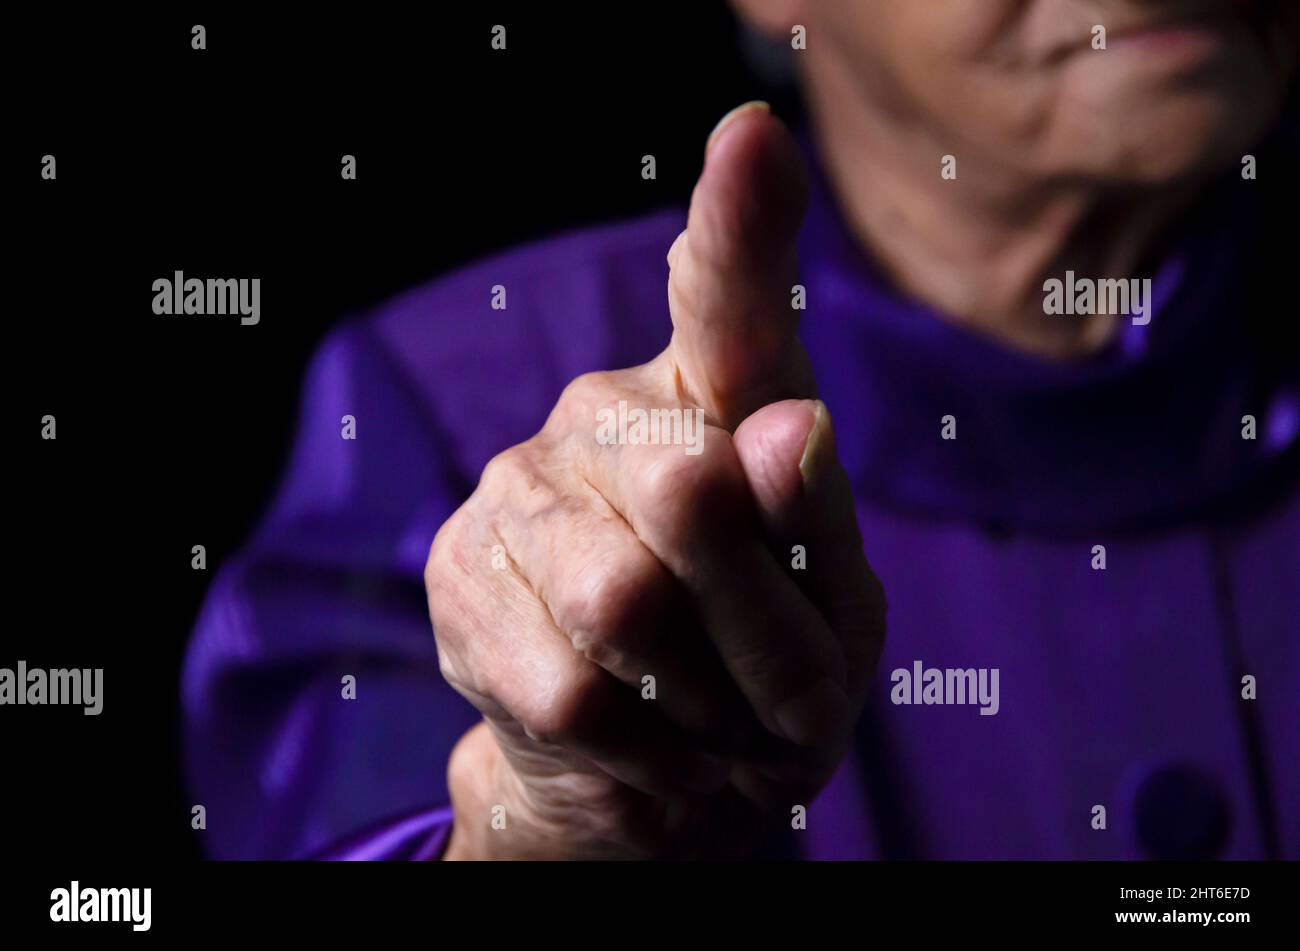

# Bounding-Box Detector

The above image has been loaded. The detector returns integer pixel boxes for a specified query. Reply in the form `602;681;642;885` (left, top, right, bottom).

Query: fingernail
705;100;770;159
773;678;850;747
798;400;834;490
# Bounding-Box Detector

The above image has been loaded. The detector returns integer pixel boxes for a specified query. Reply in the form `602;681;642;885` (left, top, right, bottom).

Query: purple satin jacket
183;129;1300;861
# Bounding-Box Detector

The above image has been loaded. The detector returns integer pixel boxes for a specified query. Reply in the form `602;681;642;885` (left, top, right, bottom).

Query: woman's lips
1075;13;1248;69
1109;19;1235;51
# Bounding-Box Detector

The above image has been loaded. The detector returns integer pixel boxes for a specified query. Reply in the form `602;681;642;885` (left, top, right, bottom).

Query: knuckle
434;641;483;703
424;513;462;589
434;641;459;684
517;663;608;747
478;443;535;494
425;514;472;627
554;549;666;668
555;565;632;657
561;370;618;408
551;371;620;434
425;509;500;618
635;441;746;545
479;440;568;526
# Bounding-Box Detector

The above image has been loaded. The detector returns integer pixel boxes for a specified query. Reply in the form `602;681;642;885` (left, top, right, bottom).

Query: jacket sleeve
181;320;480;860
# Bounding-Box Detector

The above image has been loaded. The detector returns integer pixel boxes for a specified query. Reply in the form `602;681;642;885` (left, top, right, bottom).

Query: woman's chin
1054;92;1277;185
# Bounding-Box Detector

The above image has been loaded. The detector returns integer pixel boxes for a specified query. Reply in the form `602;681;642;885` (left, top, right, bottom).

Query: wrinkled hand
426;103;886;859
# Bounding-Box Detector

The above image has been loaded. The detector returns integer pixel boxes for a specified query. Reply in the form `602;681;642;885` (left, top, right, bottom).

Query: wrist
443;722;505;860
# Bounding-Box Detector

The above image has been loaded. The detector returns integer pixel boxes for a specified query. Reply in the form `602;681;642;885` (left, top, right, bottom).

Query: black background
10;4;796;865
8;0;1300;889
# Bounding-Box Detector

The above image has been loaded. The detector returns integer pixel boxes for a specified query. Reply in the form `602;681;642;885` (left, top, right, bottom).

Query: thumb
733;399;887;698
667;102;814;430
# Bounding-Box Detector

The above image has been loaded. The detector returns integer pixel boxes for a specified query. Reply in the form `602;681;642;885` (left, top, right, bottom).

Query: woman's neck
802;52;1197;360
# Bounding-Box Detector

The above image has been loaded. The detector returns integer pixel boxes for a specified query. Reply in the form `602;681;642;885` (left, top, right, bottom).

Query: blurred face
739;0;1298;183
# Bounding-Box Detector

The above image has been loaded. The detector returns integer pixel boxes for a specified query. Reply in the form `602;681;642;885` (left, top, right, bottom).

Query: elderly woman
184;0;1299;860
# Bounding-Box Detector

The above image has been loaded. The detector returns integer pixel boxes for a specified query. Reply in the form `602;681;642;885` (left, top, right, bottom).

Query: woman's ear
728;0;805;39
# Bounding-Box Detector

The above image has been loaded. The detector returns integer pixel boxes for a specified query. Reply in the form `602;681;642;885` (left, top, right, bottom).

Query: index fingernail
705;100;770;159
